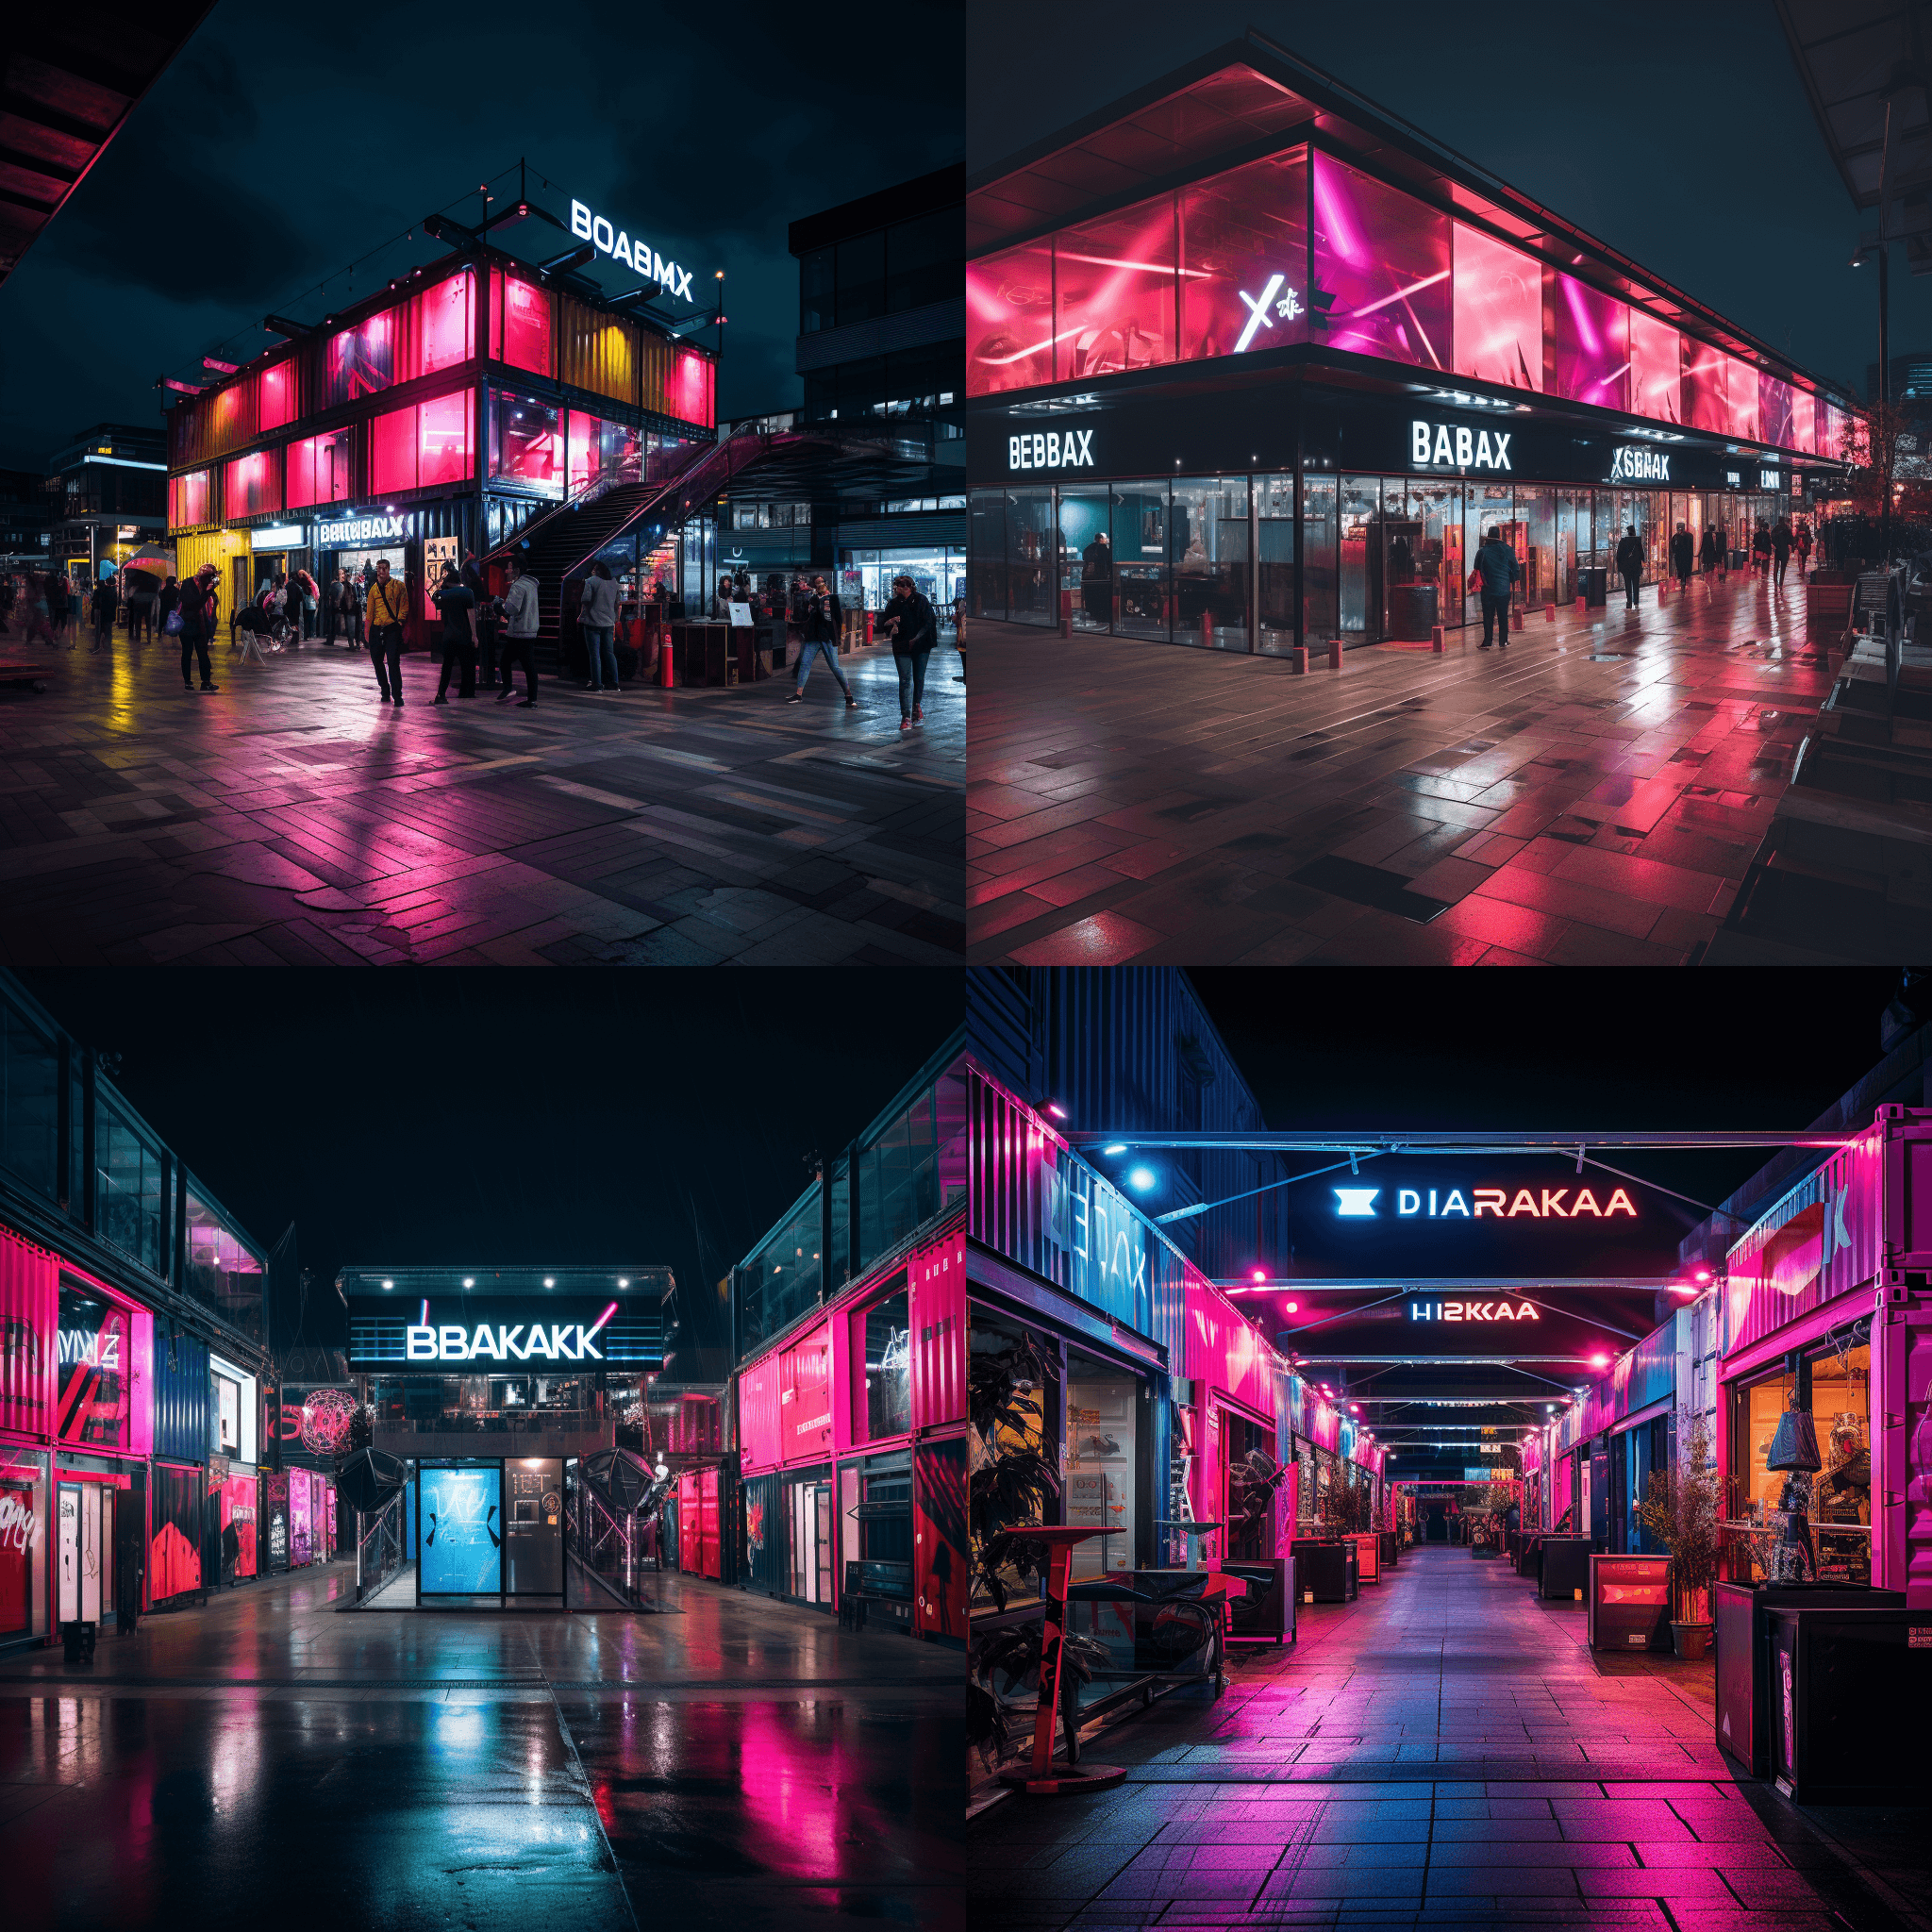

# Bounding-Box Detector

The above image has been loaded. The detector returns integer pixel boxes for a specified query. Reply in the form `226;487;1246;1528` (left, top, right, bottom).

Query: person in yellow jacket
366;558;410;706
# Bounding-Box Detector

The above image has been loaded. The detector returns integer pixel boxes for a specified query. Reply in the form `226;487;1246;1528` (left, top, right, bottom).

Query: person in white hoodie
578;561;621;693
494;558;540;707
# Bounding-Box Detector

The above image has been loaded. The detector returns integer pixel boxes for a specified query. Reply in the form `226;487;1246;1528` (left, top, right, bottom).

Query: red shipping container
0;1228;56;1440
910;1233;966;1433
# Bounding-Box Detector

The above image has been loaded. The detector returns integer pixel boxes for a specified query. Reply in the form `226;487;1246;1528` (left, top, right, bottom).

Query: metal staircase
565;1448;674;1612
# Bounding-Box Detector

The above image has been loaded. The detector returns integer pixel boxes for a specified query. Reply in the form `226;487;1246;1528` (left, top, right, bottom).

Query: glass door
1339;475;1378;640
1257;473;1296;656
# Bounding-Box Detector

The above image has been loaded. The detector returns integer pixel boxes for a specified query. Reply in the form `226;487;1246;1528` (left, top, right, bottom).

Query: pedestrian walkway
0;633;963;966
0;1556;959;1932
968;568;1832;965
969;1546;1929;1928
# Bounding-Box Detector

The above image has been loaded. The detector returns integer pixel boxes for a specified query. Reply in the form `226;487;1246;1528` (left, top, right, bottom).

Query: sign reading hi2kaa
569;201;694;302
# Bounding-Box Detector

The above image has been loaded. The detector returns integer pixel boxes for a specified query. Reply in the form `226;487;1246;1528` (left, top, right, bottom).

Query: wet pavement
0;1557;962;1930
0;630;963;966
969;1545;1930;1929
967;567;1835;964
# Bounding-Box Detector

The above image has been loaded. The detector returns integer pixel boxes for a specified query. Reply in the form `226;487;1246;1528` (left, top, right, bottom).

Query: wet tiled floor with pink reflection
969;1545;1929;1929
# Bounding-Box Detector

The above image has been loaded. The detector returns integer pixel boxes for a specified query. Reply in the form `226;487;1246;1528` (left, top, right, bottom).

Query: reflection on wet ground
0;1558;961;1930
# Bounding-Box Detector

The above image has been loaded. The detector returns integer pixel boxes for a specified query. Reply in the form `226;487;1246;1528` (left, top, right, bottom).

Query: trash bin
1764;1605;1932;1802
1386;582;1439;641
1577;566;1607;608
1291;1538;1357;1604
1587;1554;1671;1653
1538;1535;1592;1601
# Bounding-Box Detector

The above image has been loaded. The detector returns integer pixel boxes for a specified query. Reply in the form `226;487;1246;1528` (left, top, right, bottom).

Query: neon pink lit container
1310;153;1450;373
1545;272;1629;412
1177;149;1308;363
909;1231;965;1433
0;1228;56;1441
966;241;1054;395
1053;194;1176;382
1451;224;1541;391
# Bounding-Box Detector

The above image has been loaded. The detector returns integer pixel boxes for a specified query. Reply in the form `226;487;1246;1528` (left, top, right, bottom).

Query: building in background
0;467;51;573
0;973;275;1656
42;424;167;588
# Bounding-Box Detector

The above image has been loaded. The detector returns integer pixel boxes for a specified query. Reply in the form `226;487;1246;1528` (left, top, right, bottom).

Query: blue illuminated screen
419;1466;502;1593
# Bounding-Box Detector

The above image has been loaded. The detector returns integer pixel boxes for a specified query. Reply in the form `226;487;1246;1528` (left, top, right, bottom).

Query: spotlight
1102;1143;1126;1155
1126;1166;1157;1192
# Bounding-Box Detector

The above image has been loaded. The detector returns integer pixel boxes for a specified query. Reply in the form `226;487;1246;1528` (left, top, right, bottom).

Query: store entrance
56;1482;107;1625
789;1477;832;1605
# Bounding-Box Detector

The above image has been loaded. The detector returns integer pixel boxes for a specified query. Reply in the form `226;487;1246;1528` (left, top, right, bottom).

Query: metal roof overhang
970;35;1852;399
1778;0;1932;272
1;9;213;288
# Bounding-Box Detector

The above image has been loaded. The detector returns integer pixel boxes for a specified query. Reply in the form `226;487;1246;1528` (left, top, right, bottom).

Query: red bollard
660;628;675;688
1200;609;1213;649
1059;587;1073;639
1328;638;1342;671
1657;579;1667;603
1544;602;1555;623
1431;625;1443;653
864;610;874;646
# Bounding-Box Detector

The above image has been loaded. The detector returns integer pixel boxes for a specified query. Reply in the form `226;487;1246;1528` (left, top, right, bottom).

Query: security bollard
1291;646;1309;674
1329;638;1343;671
1201;610;1213;649
1431;625;1443;653
1545;603;1555;623
1059;588;1073;639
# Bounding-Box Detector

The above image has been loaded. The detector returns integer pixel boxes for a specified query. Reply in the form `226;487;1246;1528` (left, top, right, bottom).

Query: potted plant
1635;1408;1721;1659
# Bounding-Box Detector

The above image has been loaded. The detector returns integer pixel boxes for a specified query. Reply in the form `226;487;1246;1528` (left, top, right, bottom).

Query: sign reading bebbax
569;201;693;302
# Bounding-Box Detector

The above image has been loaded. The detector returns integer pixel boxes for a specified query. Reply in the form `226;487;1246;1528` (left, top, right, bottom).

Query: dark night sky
19;970;961;1354
967;0;1929;408
1189;968;1908;1221
0;0;963;470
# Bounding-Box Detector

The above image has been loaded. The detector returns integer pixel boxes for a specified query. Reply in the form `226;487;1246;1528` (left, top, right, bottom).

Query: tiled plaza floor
969;1546;1930;1929
967;569;1836;966
0;632;963;966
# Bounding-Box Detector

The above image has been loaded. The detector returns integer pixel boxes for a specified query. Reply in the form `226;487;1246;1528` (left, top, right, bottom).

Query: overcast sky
967;0;1928;408
0;0;962;470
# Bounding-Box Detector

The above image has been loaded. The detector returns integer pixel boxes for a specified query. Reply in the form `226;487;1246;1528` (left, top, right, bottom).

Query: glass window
1004;486;1055;624
836;229;886;326
419;391;473;488
860;1287;911;1441
1112;481;1169;641
492;391;562;495
1058;486;1112;633
1547;273;1629;412
1465;483;1513;625
492;270;552;375
1302;471;1337;644
1390;478;1460;639
95;1107;163;1274
1630;310;1682;423
673;348;713;427
741;1196;822;1357
1066;1351;1137;1580
1055;194;1175;381
1171;475;1249;651
859;1468;912;1564
326;308;397;408
0;997;58;1199
1726;355;1760;441
1311;154;1451;373
1179;149;1307;364
799;244;834;334
886;209;960;313
1760;373;1794;450
285;429;351;510
216;1373;242;1454
1340;474;1380;636
1683;342;1729;434
222;450;281;520
370;401;417;497
1452;224;1542;391
1257;472;1297;655
57;1284;132;1449
1790;389;1815;456
966;242;1054;395
209;382;252;456
258;358;298;432
168;470;211;529
182;1182;265;1342
968;490;1005;622
415;272;474;377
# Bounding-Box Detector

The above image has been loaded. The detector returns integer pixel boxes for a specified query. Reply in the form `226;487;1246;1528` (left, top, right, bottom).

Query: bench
840;1557;912;1631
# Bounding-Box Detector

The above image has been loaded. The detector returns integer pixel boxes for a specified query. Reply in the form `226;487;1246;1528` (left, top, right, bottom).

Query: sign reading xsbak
1610;445;1671;483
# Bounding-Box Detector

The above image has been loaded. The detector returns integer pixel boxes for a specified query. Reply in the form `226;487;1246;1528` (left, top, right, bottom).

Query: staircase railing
565;1454;669;1611
354;1487;406;1603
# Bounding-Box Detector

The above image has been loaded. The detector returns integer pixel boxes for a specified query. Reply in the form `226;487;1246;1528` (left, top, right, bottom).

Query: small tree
1635;1409;1721;1624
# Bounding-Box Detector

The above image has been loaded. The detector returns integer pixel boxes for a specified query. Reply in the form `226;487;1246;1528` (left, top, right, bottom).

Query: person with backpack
1615;526;1643;609
429;561;478;702
578;561;621;692
788;575;857;707
1796;520;1814;577
365;557;409;705
1772;516;1794;590
1471;526;1523;648
881;574;938;731
297;567;320;639
494;557;540;707
176;564;221;691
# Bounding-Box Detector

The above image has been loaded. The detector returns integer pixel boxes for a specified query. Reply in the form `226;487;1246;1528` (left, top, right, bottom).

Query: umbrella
581;1447;662;1514
121;545;175;575
337;1447;408;1513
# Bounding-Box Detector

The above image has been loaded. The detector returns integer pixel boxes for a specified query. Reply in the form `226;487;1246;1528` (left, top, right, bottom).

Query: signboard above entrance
346;1295;662;1367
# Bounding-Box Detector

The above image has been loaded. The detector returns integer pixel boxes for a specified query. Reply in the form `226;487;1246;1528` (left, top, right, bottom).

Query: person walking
22;572;58;649
325;569;345;642
1670;522;1694;591
0;573;14;637
1615;525;1643;609
365;557;409;706
1772;515;1793;590
494;558;540;707
1471;525;1523;648
463;558;500;691
158;574;180;638
297;567;319;640
127;575;157;642
90;575;118;651
1698;525;1720;579
1796;520;1814;577
1753;522;1773;576
881;573;938;731
578;561;621;692
789;574;857;706
49;571;73;644
177;564;221;691
430;562;477;703
345;569;365;646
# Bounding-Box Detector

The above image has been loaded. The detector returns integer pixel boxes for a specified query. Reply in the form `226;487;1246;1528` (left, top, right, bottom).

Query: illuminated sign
568;200;693;302
1408;420;1513;471
1008;427;1095;472
1332;1185;1637;1220
250;525;308;548
1610;445;1671;483
1407;1300;1541;1322
1759;468;1782;490
1235;273;1303;353
315;512;412;546
1725;470;1742;486
405;1321;608;1362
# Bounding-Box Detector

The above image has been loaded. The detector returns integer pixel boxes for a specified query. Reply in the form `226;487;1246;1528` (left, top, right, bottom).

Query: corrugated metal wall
152;1331;209;1465
910;1231;965;1432
741;1470;786;1597
558;295;639;409
0;1226;56;1438
173;528;253;589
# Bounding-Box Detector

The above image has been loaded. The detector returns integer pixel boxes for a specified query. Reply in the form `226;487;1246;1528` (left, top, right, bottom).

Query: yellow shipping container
558;293;639;408
174;528;254;616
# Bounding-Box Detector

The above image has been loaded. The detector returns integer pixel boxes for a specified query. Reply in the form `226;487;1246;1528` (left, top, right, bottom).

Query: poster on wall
290;1467;313;1568
149;1466;203;1602
423;534;459;619
0;1469;38;1639
263;1471;290;1575
419;1466;502;1595
912;1439;967;1641
57;1288;131;1449
217;1469;257;1581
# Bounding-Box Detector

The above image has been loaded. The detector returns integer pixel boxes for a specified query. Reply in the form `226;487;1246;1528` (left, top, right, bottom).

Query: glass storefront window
57;1284;132;1449
1006;487;1055;625
258;358;297;432
1257;473;1296;655
966;241;1055;395
1630;310;1682;424
491;391;562;496
169;470;211;530
491;269;553;377
416;272;474;377
96;1107;163;1275
1172;475;1249;651
1760;373;1794;450
326;308;397;408
1311;154;1451;373
1548;272;1630;412
1055;196;1175;381
1790;389;1815;457
860;1288;911;1441
1112;481;1168;641
0;997;59;1200
1066;1349;1137;1581
968;491;1006;621
1340;475;1379;637
1684;343;1729;435
970;1307;1057;1611
1733;1342;1871;1586
1178;149;1307;363
181;1181;265;1341
285;429;352;510
1452;224;1542;391
1389;479;1459;639
1518;488;1556;609
1059;486;1112;633
223;450;281;521
741;1196;821;1357
1302;472;1337;644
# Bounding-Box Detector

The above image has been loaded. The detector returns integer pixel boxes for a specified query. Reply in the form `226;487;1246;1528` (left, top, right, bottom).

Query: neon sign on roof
569;201;693;302
1334;1185;1637;1220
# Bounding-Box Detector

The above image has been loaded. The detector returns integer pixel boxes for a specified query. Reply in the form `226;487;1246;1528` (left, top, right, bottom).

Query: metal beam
1221;1276;1676;1292
1068;1128;1850;1152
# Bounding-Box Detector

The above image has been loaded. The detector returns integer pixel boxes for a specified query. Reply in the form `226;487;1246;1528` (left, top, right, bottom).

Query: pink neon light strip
584;1300;619;1340
1054;249;1213;279
1344;268;1451;321
978;325;1084;367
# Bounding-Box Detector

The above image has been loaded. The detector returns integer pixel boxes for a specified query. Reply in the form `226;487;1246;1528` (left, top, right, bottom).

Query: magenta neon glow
1629;309;1682;423
1053;196;1175;380
584;1300;620;1339
419;1299;429;1326
1452;224;1541;391
1551;272;1630;411
966;242;1055;394
1178;149;1308;363
1311;155;1450;372
1683;345;1729;435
